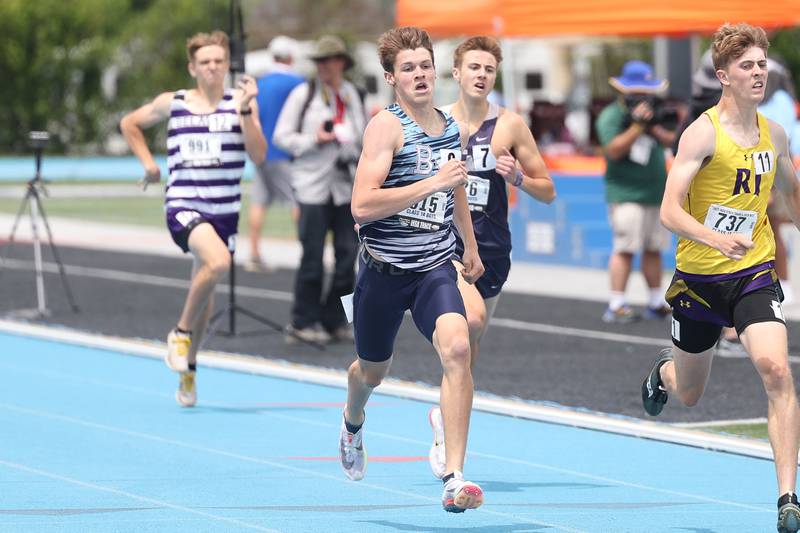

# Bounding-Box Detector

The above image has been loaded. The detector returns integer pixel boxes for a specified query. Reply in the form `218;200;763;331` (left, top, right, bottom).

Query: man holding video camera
596;60;676;323
273;35;367;344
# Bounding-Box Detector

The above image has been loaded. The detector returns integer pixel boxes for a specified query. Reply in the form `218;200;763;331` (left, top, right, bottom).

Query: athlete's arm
502;112;555;204
770;121;800;230
120;91;174;188
453;121;483;283
235;75;267;165
351;110;468;224
661;117;753;260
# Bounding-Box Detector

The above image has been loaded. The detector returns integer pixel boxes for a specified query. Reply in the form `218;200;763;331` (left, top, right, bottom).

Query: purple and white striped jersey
165;89;246;217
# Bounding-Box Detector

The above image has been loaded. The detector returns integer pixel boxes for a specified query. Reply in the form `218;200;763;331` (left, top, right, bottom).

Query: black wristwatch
239;107;252;116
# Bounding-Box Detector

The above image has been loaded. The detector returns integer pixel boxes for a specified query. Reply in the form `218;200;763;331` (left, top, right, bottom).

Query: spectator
246;36;304;272
595;60;676;322
273;35;367;344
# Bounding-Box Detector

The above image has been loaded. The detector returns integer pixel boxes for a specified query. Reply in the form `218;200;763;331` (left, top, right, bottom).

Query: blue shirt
256;68;304;161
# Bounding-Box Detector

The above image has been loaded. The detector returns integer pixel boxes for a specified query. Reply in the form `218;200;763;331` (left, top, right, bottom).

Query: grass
697;423;768;440
0;186;296;240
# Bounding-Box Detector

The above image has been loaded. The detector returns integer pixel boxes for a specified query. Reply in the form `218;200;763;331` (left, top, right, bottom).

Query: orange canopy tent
396;0;800;38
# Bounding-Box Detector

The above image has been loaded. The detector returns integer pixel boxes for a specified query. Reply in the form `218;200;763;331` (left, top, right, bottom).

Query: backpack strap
296;78;316;133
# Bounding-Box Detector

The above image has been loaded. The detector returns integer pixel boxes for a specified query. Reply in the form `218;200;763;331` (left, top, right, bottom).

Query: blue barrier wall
509;173;677;269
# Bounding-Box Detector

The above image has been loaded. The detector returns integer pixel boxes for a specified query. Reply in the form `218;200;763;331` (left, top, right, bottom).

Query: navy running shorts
353;250;466;362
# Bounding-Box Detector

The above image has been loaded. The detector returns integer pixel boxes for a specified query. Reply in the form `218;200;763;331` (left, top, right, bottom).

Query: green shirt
595;100;667;205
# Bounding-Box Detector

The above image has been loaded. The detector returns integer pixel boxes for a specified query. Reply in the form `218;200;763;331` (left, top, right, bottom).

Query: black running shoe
641;348;673;416
778;493;800;533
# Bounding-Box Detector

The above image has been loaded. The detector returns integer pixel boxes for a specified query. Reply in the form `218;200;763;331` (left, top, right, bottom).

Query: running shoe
778;493;800;533
339;417;367;481
176;371;196;408
442;471;483;513
602;305;640;323
166;329;191;372
428;406;446;479
641;348;673;416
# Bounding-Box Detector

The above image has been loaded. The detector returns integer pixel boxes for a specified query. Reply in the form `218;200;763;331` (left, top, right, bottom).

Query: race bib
439;148;462;166
753;150;774;175
469;144;496;171
703;204;758;239
629;135;655;166
465;175;490;210
399;191;448;231
180;135;222;167
207;113;234;132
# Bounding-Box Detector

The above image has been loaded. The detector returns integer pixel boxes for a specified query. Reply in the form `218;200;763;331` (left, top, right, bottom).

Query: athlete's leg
176;223;230;332
344;357;392;427
740;321;800;496
432;312;472;475
453;260;487;367
659;345;714;407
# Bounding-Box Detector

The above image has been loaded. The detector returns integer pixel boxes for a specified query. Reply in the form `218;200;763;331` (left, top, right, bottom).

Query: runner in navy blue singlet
120;31;266;408
427;36;556;480
337;27;486;514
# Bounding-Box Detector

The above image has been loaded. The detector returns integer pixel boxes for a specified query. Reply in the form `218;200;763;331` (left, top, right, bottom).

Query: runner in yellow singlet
639;23;800;533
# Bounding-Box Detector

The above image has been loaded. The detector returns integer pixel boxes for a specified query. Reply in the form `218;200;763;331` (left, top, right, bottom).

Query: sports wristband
512;169;524;187
239;107;252;116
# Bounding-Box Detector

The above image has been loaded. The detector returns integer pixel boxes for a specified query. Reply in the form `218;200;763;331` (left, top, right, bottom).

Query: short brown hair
453;36;502;68
186;30;230;62
377;27;434;73
711;23;769;70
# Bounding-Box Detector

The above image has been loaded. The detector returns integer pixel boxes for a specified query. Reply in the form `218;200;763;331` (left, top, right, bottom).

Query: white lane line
0;458;282;533
0;403;586;533
675;417;768;428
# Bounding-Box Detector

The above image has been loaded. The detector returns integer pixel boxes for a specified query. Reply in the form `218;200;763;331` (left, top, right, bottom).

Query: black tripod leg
0;186;33;265
32;192;79;312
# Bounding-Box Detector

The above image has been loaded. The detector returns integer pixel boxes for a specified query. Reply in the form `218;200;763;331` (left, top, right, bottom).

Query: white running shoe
428;407;446;479
176;371;196;407
339;417;367;481
166;329;191;372
442;471;483;513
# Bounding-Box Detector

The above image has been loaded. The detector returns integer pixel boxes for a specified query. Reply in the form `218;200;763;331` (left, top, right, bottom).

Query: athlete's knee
206;253;231;278
352;358;389;388
676;386;703;407
439;335;471;370
755;358;793;393
466;309;486;337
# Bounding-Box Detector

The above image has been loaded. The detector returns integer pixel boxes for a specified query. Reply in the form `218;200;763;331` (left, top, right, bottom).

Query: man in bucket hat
595;60;676;323
273;35;367;345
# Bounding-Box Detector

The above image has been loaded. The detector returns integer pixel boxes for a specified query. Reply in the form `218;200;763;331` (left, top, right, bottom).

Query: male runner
121;30;266;407
428;36;556;479
338;26;485;513
639;23;800;533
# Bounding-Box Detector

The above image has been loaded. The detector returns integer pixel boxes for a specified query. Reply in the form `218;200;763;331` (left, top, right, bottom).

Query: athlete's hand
237;75;258;107
715;233;754;261
495;147;517;182
460;246;484;284
139;166;161;191
434;160;467;191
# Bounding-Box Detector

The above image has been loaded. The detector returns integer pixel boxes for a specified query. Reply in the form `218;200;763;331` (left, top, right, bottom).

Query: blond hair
453;36;503;68
186;30;230;62
377;27;434;73
711;23;769;70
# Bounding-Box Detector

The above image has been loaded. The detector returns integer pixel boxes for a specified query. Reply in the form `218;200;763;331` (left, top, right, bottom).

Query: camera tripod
1;132;78;318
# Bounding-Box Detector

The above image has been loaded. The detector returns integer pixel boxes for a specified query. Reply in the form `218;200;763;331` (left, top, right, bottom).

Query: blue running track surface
0;331;781;532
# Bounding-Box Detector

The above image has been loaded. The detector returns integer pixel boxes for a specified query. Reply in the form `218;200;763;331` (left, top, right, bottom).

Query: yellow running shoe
176;371;196;407
166;329;191;372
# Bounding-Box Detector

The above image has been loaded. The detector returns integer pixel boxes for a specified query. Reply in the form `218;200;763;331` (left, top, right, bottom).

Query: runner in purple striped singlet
120;31;267;408
427;36;556;480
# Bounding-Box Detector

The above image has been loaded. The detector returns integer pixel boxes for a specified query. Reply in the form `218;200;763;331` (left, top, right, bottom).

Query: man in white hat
596;60;676;323
273;35;367;344
246;35;304;272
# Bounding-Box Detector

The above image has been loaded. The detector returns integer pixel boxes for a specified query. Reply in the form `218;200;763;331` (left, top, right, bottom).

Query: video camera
622;95;678;130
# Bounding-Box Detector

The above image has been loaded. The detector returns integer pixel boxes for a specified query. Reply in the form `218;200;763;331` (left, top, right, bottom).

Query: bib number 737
703;204;757;239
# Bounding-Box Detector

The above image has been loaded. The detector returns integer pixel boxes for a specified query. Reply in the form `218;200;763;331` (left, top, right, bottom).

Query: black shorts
666;264;785;353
